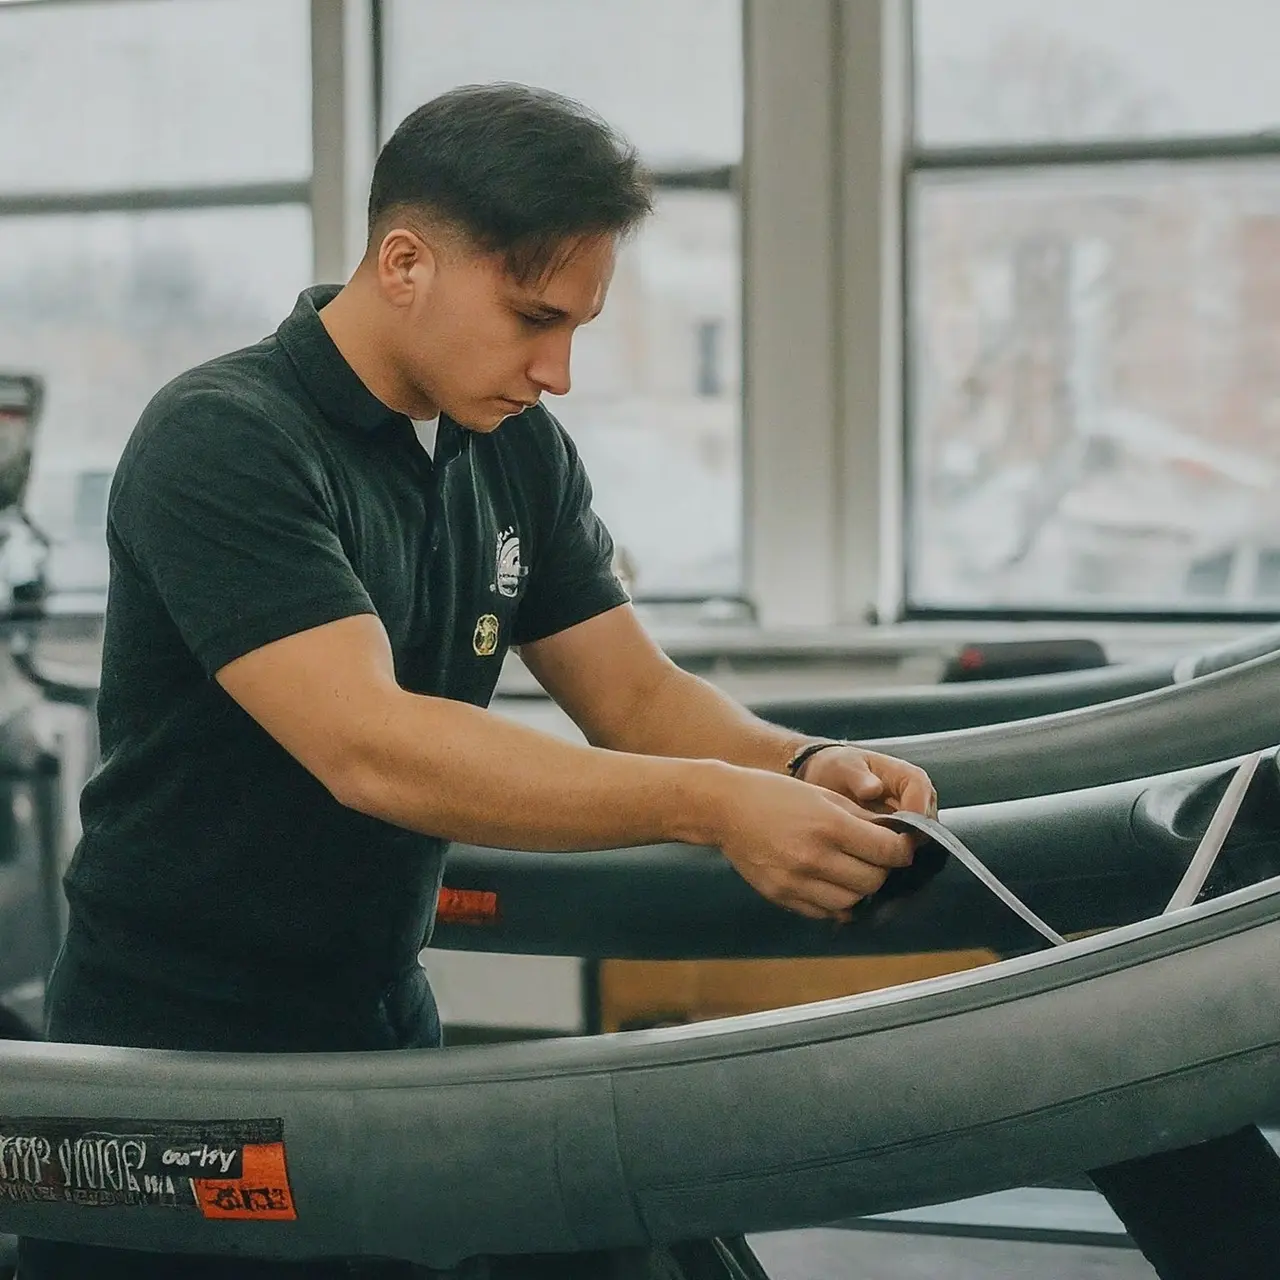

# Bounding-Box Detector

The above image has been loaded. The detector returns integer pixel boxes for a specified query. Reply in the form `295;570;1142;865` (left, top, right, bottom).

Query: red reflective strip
436;887;499;925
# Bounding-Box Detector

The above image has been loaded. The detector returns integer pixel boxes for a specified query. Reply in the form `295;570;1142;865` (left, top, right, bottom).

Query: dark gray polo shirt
64;284;628;1002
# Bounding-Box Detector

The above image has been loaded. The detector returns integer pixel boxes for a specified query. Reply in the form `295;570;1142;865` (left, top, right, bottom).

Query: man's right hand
705;766;917;923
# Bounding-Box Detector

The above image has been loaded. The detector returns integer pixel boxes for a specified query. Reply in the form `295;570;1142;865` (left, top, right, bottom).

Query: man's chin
449;400;526;432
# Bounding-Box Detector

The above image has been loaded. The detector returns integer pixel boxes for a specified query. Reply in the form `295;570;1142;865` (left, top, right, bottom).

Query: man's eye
518;312;556;329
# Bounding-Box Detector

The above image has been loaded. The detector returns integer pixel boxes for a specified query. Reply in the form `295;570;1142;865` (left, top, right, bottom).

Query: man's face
390;230;616;431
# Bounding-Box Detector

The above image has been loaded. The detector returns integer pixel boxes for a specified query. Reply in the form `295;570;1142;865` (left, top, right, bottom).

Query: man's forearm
596;662;813;773
338;688;735;851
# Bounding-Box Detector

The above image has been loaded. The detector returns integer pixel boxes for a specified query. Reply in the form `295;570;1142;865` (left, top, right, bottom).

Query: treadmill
2;744;1279;1275
752;621;1280;739
2;420;1277;1272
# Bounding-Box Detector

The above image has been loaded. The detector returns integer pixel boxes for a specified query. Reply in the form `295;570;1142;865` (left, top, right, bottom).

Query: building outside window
908;0;1280;614
696;318;726;399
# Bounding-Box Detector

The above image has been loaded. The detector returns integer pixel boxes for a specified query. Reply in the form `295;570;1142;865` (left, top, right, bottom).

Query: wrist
665;757;742;847
784;738;845;780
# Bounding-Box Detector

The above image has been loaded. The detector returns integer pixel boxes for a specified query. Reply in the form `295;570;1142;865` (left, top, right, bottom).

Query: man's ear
375;227;438;307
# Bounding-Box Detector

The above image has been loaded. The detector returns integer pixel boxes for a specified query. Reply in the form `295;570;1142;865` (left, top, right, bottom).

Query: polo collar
276;284;408;436
277;285;471;466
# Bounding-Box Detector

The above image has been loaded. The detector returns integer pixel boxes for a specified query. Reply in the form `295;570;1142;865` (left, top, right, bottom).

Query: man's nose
528;332;572;397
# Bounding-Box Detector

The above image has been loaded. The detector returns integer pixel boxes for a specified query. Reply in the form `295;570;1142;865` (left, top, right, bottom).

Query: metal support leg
30;748;64;978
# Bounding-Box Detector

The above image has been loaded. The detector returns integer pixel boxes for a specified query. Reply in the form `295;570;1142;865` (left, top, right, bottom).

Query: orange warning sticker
193;1142;297;1221
436;886;499;925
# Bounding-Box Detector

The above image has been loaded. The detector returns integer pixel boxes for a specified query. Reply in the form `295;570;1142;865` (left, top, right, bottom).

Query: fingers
787;898;853;924
803;847;891;898
861;752;937;818
848;768;885;803
722;762;939;925
748;827;893;922
821;793;917;867
812;755;886;804
773;870;875;921
787;876;868;921
809;750;937;820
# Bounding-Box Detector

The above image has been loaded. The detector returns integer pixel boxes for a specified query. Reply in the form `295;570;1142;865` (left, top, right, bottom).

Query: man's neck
317;281;440;421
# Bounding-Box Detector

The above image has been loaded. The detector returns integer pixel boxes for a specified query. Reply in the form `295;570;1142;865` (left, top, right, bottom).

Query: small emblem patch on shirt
473;614;499;657
492;526;527;598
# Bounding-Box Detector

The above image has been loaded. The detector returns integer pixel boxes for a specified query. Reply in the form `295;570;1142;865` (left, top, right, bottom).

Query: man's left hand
798;745;938;822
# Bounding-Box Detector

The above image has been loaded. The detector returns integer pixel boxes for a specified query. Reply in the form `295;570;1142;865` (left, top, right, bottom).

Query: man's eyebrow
516;299;605;323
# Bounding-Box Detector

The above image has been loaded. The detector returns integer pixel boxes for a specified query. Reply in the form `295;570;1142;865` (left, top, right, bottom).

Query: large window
0;0;314;603
1;207;313;594
909;0;1280;614
382;0;744;597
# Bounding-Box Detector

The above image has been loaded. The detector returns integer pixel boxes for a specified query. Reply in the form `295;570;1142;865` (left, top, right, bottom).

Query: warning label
0;1116;296;1220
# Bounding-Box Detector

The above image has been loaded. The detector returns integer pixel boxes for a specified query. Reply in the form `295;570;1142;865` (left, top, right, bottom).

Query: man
17;84;936;1279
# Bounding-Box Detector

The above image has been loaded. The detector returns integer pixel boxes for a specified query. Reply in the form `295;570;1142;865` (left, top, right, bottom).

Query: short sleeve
510;412;630;646
110;387;376;676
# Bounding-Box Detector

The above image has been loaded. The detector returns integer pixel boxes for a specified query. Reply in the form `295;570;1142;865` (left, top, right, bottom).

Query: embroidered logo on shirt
492;527;527;598
473;614;499;657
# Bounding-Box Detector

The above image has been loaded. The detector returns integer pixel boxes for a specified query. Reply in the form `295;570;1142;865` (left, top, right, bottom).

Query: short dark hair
368;83;653;282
